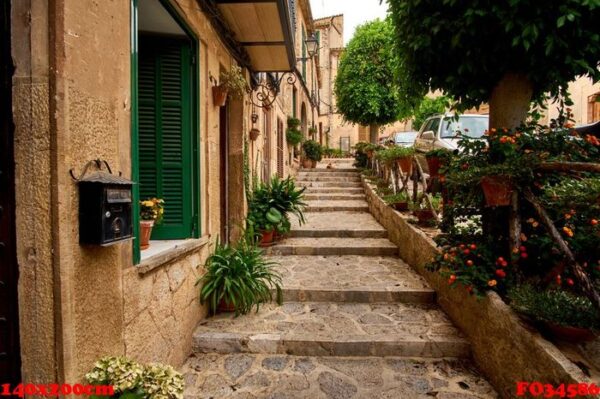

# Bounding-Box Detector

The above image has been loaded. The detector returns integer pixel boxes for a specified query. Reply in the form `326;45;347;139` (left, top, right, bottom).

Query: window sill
137;236;210;276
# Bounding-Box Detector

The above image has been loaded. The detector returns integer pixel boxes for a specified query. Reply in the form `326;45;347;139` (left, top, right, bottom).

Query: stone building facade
2;0;319;386
543;76;600;125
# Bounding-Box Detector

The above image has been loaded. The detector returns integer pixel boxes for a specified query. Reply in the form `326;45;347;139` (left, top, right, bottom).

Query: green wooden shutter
139;36;193;239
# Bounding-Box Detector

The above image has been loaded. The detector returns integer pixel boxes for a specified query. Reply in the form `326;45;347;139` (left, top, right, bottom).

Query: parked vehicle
414;113;489;173
392;131;418;147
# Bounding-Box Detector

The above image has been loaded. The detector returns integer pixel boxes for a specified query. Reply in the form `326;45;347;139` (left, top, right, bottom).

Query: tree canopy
386;0;600;116
411;96;450;131
334;18;410;130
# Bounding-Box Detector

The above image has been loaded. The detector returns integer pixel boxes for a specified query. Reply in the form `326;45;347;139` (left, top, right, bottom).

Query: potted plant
384;191;411;211
308;126;318;139
86;356;184;399
480;175;513;207
302;140;323;168
139;198;164;250
198;238;283;315
213;65;247;107
509;285;599;342
411;194;441;226
287;117;301;129
392;146;415;175
425;148;451;177
247;206;282;246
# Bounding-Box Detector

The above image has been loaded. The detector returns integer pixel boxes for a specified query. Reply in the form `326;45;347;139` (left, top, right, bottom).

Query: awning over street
215;0;295;72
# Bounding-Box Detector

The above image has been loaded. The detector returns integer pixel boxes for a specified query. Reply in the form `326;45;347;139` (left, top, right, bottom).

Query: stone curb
360;175;594;398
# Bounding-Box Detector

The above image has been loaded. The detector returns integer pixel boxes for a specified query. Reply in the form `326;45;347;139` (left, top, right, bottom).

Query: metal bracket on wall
248;72;297;110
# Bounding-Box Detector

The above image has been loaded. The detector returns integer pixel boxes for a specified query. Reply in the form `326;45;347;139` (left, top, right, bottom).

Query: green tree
335;18;411;143
411;96;450;131
386;0;600;129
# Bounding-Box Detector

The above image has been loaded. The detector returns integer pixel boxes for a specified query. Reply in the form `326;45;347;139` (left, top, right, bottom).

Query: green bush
509;285;600;331
302;140;323;162
286;128;303;146
376;146;415;164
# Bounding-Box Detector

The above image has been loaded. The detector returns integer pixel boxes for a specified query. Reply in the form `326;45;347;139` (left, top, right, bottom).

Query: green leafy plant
323;148;349;158
383;191;410;204
198;238;283;316
376;146;415;165
412;96;450;131
85;356;184;399
353;142;371;168
302;140;323;162
287;117;301;129
219;66;248;99
286;128;303;146
410;194;442;212
509;285;600;331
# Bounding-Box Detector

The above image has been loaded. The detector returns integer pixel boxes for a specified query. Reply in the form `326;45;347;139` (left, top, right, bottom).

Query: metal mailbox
75;162;134;246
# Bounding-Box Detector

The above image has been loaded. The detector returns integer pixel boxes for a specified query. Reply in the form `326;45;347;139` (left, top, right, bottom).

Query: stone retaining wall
361;176;595;399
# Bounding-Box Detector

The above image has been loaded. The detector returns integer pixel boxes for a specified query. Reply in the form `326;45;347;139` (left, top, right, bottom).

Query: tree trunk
489;73;533;130
369;124;379;144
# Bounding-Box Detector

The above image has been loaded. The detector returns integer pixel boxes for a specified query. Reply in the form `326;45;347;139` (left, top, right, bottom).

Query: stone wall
361;176;597;398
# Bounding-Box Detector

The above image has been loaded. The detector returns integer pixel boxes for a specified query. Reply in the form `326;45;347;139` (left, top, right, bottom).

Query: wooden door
0;0;21;385
219;105;229;242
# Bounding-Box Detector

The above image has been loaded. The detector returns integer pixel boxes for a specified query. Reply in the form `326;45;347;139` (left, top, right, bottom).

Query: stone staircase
182;162;498;398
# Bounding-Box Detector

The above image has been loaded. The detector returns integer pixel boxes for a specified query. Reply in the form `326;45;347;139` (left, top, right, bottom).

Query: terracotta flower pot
218;298;236;313
545;322;596;343
426;156;443;177
392;202;409;211
396;157;413;175
249;128;260;141
414;209;435;225
302;159;313;169
259;230;275;247
139;220;154;250
311;160;317;168
212;85;228;107
481;176;513;207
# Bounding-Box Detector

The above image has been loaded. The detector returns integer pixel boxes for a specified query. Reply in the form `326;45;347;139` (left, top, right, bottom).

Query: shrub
286;128;303;146
509;285;600;331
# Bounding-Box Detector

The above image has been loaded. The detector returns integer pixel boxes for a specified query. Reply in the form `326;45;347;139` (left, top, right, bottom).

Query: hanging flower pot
481;176;513;207
426;156;443;177
139;220;154;250
396;156;413;175
544;322;596;343
258;229;275;247
249;128;261;141
212;85;228;107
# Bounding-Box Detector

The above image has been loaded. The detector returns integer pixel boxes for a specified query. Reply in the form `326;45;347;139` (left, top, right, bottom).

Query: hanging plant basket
396;156;413;175
249;128;261;141
481;175;513;207
212;85;228;107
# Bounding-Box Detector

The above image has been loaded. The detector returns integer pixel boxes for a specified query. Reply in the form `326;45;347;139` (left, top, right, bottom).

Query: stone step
298;171;360;178
305;200;369;212
298;181;363;188
192;302;470;358
272;255;434;304
297;176;362;182
291;212;386;238
265;237;398;256
301;168;357;173
182;353;498;398
303;193;366;201
304;187;365;194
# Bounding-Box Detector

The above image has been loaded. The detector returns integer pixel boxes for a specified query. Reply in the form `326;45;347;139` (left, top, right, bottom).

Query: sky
310;0;390;45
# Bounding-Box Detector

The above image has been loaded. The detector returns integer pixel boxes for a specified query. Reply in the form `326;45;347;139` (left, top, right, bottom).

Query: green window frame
131;0;200;264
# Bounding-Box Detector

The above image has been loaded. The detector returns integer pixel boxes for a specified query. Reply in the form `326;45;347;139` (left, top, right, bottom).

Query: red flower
495;269;506;278
448;275;457;285
555;275;562;285
466;260;474;267
470;244;477;250
520;252;528;259
463;249;470;255
519;246;527;253
566;278;574;286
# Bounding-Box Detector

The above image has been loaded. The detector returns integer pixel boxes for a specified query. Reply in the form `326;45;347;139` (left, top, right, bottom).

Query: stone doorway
0;0;21;385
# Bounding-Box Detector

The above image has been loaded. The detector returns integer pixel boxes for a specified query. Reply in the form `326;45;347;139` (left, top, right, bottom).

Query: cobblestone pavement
182;354;497;399
184;163;498;398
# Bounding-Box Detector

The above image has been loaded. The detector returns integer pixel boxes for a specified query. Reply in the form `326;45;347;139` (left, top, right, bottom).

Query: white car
414;114;489;172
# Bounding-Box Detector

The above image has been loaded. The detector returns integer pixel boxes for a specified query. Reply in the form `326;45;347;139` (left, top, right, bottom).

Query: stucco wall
544;76;600;125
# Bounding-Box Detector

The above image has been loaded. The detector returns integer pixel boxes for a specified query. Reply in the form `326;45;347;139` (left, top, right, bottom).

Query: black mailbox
77;170;134;246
